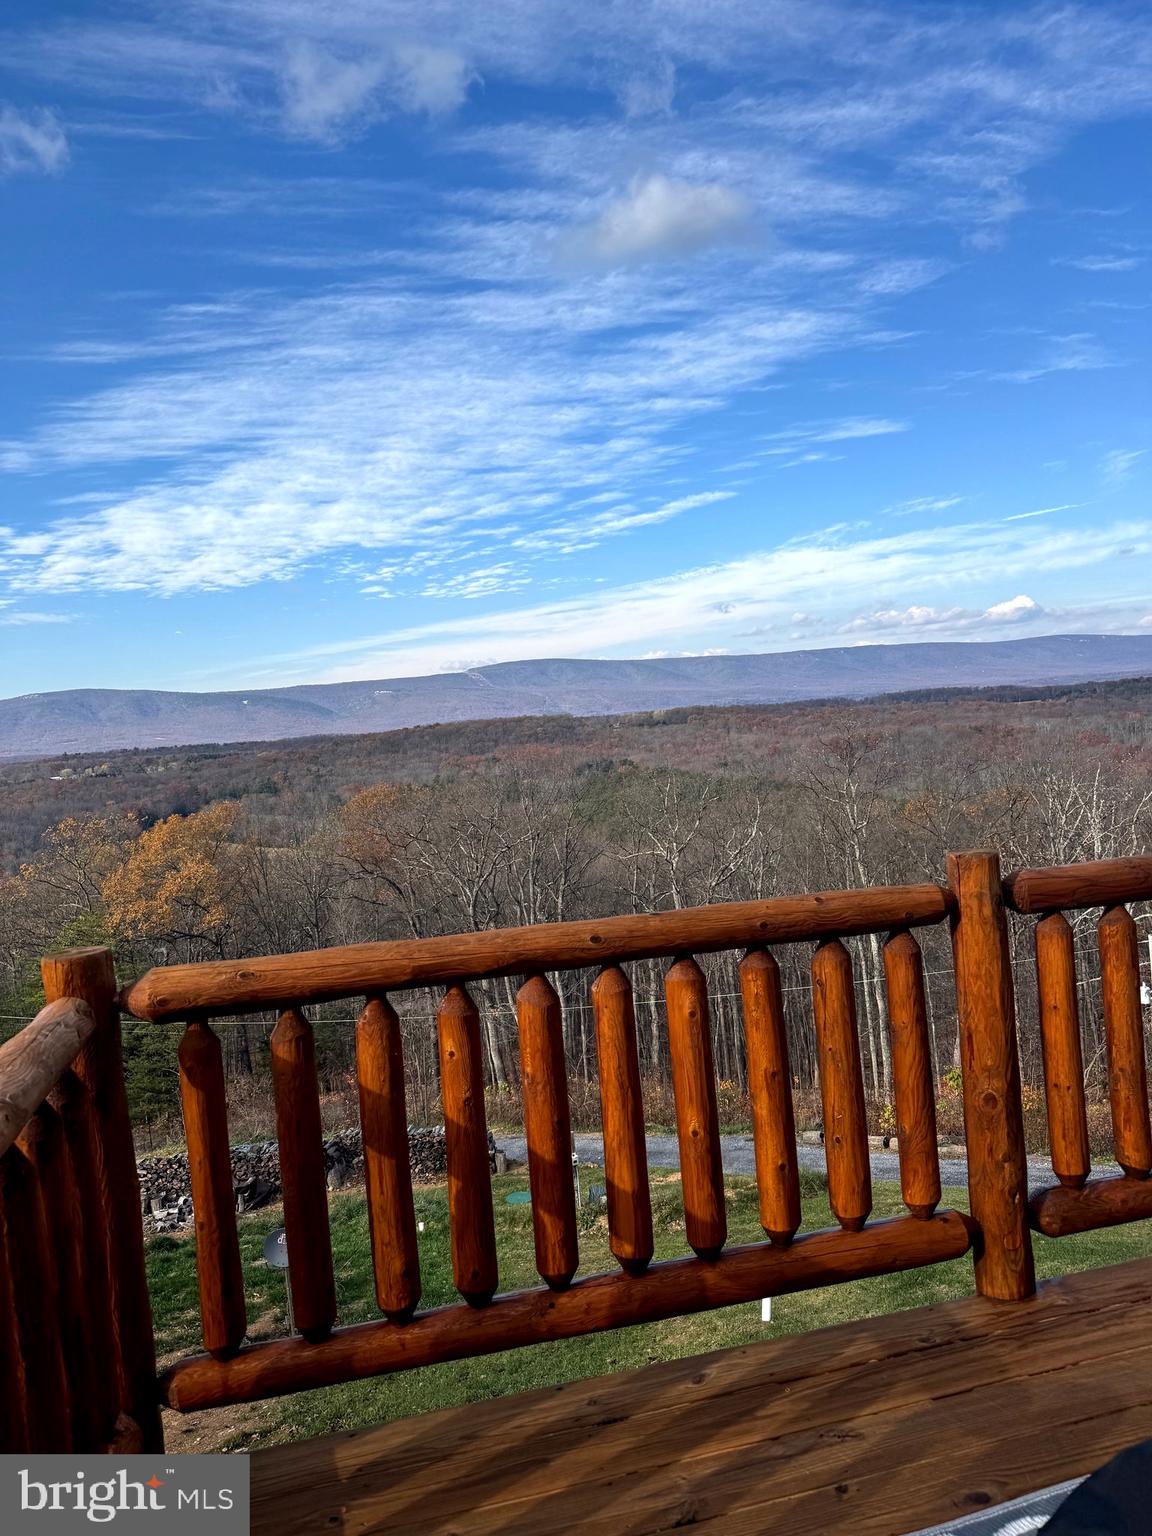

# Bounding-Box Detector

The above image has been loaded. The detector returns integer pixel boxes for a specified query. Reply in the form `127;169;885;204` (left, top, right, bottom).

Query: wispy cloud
1056;253;1144;272
559;174;754;266
0;104;68;176
1102;448;1146;486
218;514;1152;684
997;333;1120;384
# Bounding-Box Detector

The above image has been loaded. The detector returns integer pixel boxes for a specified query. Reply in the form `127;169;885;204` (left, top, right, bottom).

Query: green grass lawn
146;1169;1152;1451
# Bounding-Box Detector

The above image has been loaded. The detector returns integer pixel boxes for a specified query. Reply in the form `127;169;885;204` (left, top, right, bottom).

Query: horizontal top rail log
120;884;952;1021
0;998;96;1159
1003;856;1152;915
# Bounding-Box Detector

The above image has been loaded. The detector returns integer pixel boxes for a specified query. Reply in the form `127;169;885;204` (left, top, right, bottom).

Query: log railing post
41;948;163;1450
947;853;1035;1300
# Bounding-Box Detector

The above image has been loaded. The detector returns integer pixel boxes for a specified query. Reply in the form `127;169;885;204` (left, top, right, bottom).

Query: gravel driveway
496;1132;1113;1193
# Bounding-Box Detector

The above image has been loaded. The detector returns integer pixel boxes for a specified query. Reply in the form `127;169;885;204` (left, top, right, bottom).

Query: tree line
2;702;1150;1137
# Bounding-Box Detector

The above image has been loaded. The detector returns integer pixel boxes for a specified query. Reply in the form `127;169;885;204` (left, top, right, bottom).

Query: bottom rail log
1030;1176;1152;1237
161;1211;972;1413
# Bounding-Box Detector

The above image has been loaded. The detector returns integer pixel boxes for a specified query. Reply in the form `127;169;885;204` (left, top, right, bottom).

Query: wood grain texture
1030;1174;1152;1236
0;1174;30;1452
1;1135;72;1449
811;940;872;1232
245;1257;1152;1536
122;885;953;1020
0;997;97;1159
738;948;799;1244
883;931;940;1219
270;1008;336;1340
27;1088;103;1449
665;957;726;1259
517;976;578;1289
179;1018;247;1358
357;995;420;1319
48;1068;119;1447
41;948;162;1452
1099;905;1152;1178
161;1211;972;1412
1034;912;1091;1189
1004;855;1152;914
591;966;653;1274
437;985;498;1305
946;853;1035;1301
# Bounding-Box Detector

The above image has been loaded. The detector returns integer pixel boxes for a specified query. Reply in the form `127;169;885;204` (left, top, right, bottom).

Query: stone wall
138;1126;502;1232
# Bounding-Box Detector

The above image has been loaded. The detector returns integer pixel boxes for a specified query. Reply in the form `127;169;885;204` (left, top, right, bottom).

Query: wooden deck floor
251;1259;1152;1536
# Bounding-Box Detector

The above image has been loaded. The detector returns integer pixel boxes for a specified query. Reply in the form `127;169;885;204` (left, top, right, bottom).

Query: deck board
251;1258;1152;1536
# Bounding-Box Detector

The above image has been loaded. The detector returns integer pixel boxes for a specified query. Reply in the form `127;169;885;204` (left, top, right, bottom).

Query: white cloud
0;610;76;626
0;104;68;176
883;495;964;517
1057;254;1144;272
561;175;754;266
1102;448;1146;487
998;333;1119;384
278;43;390;142
218;515;1152;684
393;44;474;115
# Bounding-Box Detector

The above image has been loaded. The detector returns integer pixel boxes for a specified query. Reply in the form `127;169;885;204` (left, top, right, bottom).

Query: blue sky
1;0;1150;697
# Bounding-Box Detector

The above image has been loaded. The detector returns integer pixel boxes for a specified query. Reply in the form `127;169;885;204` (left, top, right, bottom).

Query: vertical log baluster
438;985;498;1305
3;1134;72;1449
179;1018;248;1358
1035;913;1090;1189
665;957;726;1259
357;995;421;1319
270;1008;336;1340
812;940;872;1233
947;851;1034;1301
0;1181;30;1451
738;949;800;1245
1099;905;1152;1179
30;1089;102;1448
50;1068;119;1448
518;976;578;1289
42;948;161;1451
883;931;940;1220
591;965;653;1274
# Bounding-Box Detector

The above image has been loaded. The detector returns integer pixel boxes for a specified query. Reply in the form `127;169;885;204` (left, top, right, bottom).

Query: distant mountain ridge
3;634;1152;760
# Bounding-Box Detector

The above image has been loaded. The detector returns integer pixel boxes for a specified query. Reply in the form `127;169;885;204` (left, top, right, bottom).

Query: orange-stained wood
2;1134;72;1449
517;976;578;1289
161;1211;973;1413
357;996;420;1319
1005;856;1152;915
1034;913;1090;1190
41;948;162;1451
0;1178;30;1451
1099;906;1152;1179
947;852;1035;1301
28;1087;103;1450
1030;1174;1152;1237
122;885;954;1021
437;986;498;1305
591;966;653;1274
270;1009;336;1340
883;932;940;1220
811;941;872;1233
0;997;97;1159
738;949;800;1244
179;1018;247;1358
48;1068;119;1448
665;958;726;1259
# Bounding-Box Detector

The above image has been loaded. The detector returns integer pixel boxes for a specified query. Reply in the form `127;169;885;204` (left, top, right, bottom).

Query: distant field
149;1170;1152;1453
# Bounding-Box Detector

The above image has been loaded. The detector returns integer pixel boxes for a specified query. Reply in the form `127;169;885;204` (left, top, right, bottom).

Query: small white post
760;1296;772;1323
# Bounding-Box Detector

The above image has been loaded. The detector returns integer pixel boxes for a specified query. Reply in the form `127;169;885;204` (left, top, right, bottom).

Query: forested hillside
3;675;1149;1143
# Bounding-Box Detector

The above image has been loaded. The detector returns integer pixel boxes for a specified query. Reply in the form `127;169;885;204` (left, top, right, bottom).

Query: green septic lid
505;1191;533;1205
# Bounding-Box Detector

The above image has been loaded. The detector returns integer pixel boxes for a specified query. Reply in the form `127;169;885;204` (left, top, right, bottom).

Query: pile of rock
137;1126;502;1232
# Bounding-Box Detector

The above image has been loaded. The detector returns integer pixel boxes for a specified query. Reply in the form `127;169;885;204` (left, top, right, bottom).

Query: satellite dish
263;1227;290;1270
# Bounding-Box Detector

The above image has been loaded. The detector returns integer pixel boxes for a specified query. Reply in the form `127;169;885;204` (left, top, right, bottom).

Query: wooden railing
119;876;982;1413
1006;857;1152;1238
0;950;160;1452
6;848;1152;1452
